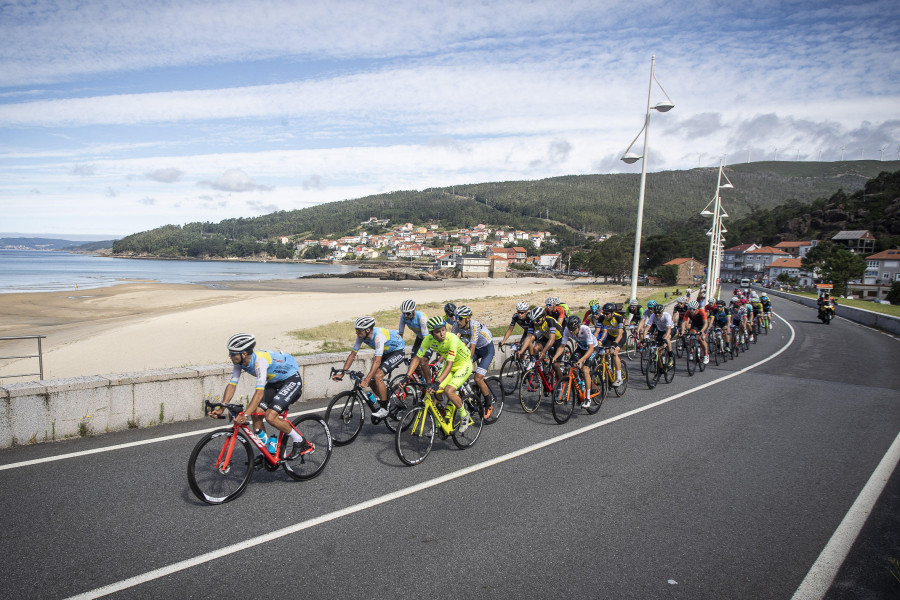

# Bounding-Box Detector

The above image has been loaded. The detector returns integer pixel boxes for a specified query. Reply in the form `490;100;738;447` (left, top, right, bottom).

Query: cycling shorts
438;361;473;393
472;343;495;376
573;347;597;367
601;335;622;349
259;374;304;413
379;349;407;375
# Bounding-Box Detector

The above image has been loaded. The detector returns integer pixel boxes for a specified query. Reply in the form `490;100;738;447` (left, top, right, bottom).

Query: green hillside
112;160;900;258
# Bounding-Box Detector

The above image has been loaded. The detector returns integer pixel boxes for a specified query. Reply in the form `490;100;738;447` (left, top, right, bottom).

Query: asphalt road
1;298;898;600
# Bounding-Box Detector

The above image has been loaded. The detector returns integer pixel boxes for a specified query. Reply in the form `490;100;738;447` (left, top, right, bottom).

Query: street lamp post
621;55;674;304
701;158;733;300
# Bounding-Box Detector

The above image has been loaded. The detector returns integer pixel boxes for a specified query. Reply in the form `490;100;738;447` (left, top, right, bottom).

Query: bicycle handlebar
205;399;246;421
330;367;364;380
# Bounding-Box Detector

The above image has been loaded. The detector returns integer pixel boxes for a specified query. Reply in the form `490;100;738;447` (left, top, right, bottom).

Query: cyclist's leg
473;344;494;398
263;375;304;438
375;350;406;403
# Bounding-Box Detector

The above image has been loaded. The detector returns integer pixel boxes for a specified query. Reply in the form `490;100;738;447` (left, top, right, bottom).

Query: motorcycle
818;302;835;324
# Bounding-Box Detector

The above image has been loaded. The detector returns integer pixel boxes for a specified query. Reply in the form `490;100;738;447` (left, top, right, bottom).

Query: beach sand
0;276;633;381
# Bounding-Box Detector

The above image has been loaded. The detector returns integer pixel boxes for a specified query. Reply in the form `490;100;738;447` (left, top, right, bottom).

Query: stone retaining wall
0;347;509;449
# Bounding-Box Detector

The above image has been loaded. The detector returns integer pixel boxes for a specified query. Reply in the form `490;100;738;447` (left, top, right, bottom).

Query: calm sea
0;250;357;293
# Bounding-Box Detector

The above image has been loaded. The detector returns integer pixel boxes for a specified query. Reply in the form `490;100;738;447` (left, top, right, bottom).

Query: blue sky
1;0;899;238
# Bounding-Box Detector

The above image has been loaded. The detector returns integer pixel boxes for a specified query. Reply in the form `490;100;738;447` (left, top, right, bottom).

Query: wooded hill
112;160;900;258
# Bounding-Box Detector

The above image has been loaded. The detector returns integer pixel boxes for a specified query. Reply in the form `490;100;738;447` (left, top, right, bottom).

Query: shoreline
0;276;603;380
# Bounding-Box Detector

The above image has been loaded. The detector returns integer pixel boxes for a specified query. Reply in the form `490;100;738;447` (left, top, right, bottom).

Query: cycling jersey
646;311;674;332
546;305;566;325
533;316;563;341
713;308;730;326
417;331;472;369
561;324;597;351
230;350;299;390
509;312;534;335
673;305;688;323
398;310;428;339
352;327;406;356
750;301;763;316
582;309;601;328
761;300;772;313
452;318;494;349
686;309;708;331
729;306;747;322
598;312;625;343
625;304;643;323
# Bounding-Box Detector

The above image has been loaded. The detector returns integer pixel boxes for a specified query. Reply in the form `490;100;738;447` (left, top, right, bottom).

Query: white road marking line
64;317;798;599
791;430;900;600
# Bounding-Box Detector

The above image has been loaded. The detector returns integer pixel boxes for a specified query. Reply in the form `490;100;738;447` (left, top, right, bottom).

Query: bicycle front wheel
519;368;543;413
551;379;575;424
624;331;637;360
187;429;254;505
386;379;419;433
499;356;522;395
663;348;676;383
452;394;483;449
685;339;696;376
396;407;435;466
282;415;333;481
324;391;365;446
587;367;605;415
482;375;504;425
614;361;629;397
645;351;659;390
639;344;651;375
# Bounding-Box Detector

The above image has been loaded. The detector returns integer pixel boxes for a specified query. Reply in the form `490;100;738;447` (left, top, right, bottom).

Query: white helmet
354;315;375;330
516;301;529;312
455;305;472;318
227;333;256;353
677;296;688;303
529;306;545;321
401;299;417;313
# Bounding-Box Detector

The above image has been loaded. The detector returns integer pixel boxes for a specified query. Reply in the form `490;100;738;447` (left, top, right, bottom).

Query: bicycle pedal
253;456;264;470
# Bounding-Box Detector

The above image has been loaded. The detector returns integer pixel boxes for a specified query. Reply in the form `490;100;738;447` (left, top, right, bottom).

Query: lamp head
653;101;674;112
621;152;642;164
719;182;734;189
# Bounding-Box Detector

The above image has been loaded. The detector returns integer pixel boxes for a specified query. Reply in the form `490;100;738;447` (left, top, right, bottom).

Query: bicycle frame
412;390;457;437
209;403;293;471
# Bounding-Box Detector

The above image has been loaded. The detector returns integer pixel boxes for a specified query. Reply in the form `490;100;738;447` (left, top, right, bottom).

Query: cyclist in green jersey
404;316;473;432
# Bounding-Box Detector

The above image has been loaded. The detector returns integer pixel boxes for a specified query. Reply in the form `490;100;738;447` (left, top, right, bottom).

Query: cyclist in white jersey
552;316;597;408
452;305;497;417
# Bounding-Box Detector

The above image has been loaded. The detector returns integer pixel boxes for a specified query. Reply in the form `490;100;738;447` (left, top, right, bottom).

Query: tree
656;264;679;285
586;234;633;281
776;272;800;287
887;281;900;305
802;241;866;296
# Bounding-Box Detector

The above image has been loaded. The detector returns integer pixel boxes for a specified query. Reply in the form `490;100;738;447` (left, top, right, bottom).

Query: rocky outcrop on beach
302;268;445;281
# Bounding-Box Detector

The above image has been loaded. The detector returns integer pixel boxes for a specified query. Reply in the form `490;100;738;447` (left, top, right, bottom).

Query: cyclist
597;302;625;386
398;299;431;383
645;303;675;369
552;315;597;408
680;300;710;364
211;333;312;458
332;316;406;419
635;299;658;342
749;293;764;341
582;299;603;332
545;297;568;325
443;302;458;328
530;306;565;380
498;301;535;359
404;316;473;432
711;299;732;351
624;299;644;326
452;305;497;418
729;297;748;348
760;294;774;328
672;296;689;330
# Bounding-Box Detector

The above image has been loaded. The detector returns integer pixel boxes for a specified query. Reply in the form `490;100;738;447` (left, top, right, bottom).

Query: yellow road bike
592;346;629;401
395;383;483;466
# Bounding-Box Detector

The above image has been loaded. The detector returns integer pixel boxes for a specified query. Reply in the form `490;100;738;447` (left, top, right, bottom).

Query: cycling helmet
426;315;446;331
400;299;416;313
529;306;545;321
566;315;581;331
455;305;472;318
730;296;739;304
602;302;616;313
227;333;256;353
629;300;638;307
545;297;556;307
646;300;658;309
443;303;457;317
761;295;769;302
677;296;688;303
590;303;602;314
354;315;375;330
588;299;600;308
741;298;748;305
516;301;530;312
687;300;699;310
750;293;759;301
652;303;665;314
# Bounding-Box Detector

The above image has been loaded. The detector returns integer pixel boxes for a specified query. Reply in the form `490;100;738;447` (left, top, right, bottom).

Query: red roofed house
767;257;814;287
774;240;817;258
663;258;706;285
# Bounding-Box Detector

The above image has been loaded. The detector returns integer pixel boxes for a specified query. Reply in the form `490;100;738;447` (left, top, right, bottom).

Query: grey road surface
1;298;898;599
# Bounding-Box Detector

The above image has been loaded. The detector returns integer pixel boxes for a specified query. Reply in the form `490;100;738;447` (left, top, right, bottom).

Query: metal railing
0;335;46;381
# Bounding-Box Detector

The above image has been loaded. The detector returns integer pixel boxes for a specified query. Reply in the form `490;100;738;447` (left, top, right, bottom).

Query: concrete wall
750;286;900;335
0;347;510;449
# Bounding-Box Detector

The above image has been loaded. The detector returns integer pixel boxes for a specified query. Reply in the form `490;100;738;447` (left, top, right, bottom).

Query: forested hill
113;160;900;257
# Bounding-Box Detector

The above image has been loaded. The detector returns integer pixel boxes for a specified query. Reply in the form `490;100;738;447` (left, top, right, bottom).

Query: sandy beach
0;276;633;381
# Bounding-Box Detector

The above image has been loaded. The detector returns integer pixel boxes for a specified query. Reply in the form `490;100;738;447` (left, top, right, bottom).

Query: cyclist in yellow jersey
404;315;474;432
529;306;565;380
597;303;625;386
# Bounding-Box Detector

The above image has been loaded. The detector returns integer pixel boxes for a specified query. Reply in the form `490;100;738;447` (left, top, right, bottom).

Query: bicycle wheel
685;338;696;376
519;369;543;413
741;331;750;352
452;393;483;449
663;348;676;383
675;334;684;359
395;406;435;466
623;331;637;360
731;333;740;358
482;375;504;425
614;361;629;397
324;391;365;446
187;429;254;505
639;344;651;375
551;378;575;424
762;317;769;335
499;356;522;395
697;341;706;372
282;415;333;481
586;367;605;414
645;350;659;390
385;379;419;433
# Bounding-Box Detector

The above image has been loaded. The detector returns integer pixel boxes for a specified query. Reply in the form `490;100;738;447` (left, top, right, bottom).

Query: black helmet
566;315;581;331
602;302;616;314
652;303;664;314
444;302;457;317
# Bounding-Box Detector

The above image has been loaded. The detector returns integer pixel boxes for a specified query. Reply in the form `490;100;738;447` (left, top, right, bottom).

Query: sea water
0;250;356;293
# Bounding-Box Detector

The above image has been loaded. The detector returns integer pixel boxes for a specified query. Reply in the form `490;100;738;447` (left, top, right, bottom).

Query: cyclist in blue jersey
398;299;432;383
332;316;406;418
452;305;497;417
209;333;312;458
